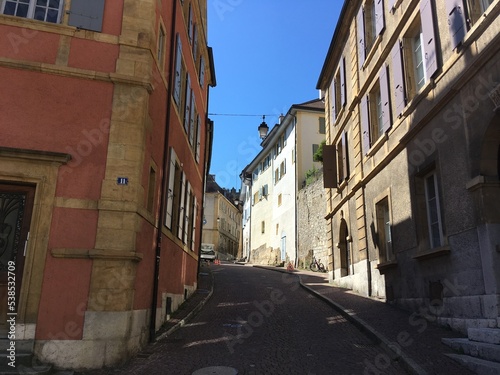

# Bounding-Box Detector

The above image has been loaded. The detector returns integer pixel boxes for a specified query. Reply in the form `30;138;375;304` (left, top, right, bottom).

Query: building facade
202;175;242;260
240;100;325;265
317;0;500;337
0;0;215;370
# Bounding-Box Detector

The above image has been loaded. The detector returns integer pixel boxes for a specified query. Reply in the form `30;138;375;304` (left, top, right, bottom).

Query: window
313;144;319;160
337;132;349;183
392;1;438;116
330;57;346;125
157;25;166;67
2;0;63;23
375;197;394;263
461;0;495;30
278;194;282;207
174;34;183;106
424;172;443;248
276;224;279;235
261;154;271;171
253;191;259;205
261;221;265;234
361;65;391;154
414;167;445;251
357;0;385;68
274;160;286;184
319;117;326;134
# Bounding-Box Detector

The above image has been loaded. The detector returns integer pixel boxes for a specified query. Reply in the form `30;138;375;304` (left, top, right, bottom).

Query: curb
155;268;214;342
253;265;427;375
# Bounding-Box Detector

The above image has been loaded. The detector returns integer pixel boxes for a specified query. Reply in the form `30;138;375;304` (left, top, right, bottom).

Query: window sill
362;35;382;71
366;132;388;158
413;246;450;260
336;177;349;193
401;79;434;119
376;260;398;273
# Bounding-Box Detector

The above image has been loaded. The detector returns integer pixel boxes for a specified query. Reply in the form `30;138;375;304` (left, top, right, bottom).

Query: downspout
150;0;177;342
198;46;216;274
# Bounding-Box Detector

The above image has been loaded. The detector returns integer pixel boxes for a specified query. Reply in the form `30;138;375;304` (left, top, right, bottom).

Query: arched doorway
339;218;351;277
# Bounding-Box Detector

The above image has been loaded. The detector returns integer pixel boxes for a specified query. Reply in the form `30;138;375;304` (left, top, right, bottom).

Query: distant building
0;0;215;370
240;99;325;265
317;0;500;341
202;175;242;260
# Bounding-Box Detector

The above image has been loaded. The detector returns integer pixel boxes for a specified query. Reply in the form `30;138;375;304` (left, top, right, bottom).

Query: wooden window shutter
342;131;350;179
174;34;183;105
420;0;438;78
375;0;385;36
391;40;406;116
195;116;202;162
189;103;196;146
183;182;191;244
361;95;371;155
357;6;366;69
188;4;194;44
68;0;105;32
177;172;186;240
199;56;205;86
340;56;346;107
331;80;337;124
165;148;177;229
380;64;392;133
446;0;467;49
184;75;191;132
323;145;338;188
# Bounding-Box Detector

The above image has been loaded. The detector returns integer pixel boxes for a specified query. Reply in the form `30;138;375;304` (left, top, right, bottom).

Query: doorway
0;184;35;332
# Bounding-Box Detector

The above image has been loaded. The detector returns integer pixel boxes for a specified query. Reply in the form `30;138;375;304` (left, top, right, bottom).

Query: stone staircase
442;328;500;375
0;335;73;375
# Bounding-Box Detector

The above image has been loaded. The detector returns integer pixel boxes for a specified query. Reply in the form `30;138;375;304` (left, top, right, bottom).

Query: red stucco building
0;0;215;369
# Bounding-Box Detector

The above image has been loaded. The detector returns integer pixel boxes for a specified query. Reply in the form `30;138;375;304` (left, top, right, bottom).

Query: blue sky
207;1;342;189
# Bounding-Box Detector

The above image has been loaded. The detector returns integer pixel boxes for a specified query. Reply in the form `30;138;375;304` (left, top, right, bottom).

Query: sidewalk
255;265;475;375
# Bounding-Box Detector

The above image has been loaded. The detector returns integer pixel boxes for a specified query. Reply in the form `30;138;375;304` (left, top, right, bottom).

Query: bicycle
309;256;326;272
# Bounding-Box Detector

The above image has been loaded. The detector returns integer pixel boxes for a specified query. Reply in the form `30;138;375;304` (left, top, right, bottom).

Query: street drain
192;366;238;375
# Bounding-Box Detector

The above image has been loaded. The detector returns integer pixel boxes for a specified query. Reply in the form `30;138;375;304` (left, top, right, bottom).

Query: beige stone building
317;0;500;367
202;175;242;260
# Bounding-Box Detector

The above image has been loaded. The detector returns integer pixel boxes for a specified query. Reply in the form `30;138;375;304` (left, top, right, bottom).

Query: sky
207;1;342;189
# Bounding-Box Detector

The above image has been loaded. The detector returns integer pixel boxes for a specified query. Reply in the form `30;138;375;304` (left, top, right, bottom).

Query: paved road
86;264;407;375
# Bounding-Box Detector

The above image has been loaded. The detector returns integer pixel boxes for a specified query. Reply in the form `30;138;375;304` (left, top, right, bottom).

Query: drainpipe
150;0;177;342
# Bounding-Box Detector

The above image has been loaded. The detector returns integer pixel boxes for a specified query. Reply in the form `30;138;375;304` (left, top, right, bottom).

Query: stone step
445;353;500;375
468;328;500;345
442;337;500;363
0;363;52;375
0;338;34;352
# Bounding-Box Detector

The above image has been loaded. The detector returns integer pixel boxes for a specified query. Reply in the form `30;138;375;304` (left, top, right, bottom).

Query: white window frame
1;0;64;23
411;31;426;92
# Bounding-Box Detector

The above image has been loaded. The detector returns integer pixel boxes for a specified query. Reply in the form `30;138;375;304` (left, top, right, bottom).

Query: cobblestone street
81;264;406;375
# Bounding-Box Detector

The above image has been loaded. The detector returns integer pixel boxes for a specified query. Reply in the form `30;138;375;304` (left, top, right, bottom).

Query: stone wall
297;171;329;270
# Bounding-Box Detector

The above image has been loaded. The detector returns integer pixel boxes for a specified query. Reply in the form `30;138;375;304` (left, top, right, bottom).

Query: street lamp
258;115;269;139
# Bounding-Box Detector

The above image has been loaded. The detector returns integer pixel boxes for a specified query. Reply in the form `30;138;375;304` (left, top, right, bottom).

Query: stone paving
77;263;408;375
279;266;476;375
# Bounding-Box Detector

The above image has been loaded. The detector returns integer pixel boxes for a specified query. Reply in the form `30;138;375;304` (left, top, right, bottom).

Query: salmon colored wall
0;68;113;200
133;220;156;310
0;25;59;64
36;257;92;340
68;38;119;73
48;208;98;249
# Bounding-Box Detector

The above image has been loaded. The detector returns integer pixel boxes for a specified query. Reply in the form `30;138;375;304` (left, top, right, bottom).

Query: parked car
200;243;216;262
